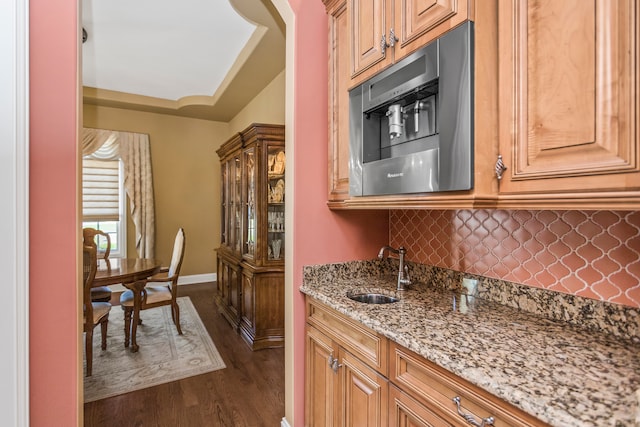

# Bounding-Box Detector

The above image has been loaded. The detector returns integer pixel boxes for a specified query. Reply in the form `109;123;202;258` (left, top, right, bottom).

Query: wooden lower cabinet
389;341;548;427
340;347;389;426
305;324;388;427
239;263;284;350
305;297;547;426
305;297;390;426
306;325;336;426
215;248;241;329
216;252;284;349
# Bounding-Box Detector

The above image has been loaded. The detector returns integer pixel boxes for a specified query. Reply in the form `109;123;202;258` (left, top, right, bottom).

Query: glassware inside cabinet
244;149;256;257
267;146;285;204
267;205;284;260
267;145;285;261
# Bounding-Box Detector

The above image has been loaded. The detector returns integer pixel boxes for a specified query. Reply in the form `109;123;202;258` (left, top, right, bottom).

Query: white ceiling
81;0;285;121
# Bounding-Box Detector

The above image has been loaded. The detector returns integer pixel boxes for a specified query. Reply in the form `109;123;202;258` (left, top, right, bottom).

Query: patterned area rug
84;296;226;402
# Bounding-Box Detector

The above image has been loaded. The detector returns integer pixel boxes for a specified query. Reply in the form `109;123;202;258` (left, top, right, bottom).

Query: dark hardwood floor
84;283;285;427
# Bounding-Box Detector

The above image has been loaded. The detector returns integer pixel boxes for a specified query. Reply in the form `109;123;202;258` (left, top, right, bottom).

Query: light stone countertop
300;274;640;427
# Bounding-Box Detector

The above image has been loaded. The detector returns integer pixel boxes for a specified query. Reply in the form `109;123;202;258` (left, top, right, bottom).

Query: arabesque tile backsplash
389;210;640;308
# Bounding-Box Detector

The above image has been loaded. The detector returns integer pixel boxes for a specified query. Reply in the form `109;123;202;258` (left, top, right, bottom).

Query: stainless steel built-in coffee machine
349;22;474;196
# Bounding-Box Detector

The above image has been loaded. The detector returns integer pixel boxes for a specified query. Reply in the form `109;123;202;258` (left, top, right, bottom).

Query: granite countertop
301;267;640;427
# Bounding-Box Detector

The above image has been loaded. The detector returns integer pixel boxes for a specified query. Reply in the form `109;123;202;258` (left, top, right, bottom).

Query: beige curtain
82;128;156;258
82;128;119;158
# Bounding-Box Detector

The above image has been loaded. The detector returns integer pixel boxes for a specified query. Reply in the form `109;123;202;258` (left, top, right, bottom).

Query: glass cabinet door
243;147;256;259
228;155;242;254
266;144;285;262
220;160;228;247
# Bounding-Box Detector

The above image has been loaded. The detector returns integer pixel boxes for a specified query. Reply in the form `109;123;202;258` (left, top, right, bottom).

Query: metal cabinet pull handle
495;155;507;180
388;28;398;47
452;396;495;427
381;29;399;55
327;354;334;368
327;354;342;373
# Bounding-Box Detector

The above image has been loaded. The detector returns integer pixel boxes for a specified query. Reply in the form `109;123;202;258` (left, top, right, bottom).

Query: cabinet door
339;348;388;427
389;385;451;427
218;255;242;328
349;0;393;84
498;0;640;195
220;161;228;246
240;268;284;350
306;326;338;427
221;260;230;305
229;265;241;326
328;0;351;202
394;0;471;61
215;256;227;303
241;272;254;333
266;144;285;264
228;155;243;254
243;147;257;260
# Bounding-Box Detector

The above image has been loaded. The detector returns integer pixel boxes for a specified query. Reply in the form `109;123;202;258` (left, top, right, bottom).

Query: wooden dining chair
83;228;113;303
120;228;186;347
83;244;111;376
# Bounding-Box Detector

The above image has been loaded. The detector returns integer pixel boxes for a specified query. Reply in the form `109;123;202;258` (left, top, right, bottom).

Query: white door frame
1;0;30;425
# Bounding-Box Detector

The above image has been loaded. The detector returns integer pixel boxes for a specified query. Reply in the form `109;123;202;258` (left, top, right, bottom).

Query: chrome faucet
378;245;411;291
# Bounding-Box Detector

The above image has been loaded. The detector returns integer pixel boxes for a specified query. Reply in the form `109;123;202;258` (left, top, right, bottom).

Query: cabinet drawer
389;342;547;427
306;297;388;375
389;384;452;427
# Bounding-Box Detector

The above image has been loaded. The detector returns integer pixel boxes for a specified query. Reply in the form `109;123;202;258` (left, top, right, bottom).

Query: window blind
82;158;120;220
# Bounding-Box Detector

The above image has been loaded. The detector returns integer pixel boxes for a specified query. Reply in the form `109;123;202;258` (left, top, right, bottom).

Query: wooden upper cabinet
326;0;473;203
350;0;393;82
325;0;639;209
327;0;351;202
394;0;472;59
498;0;640;197
350;0;472;86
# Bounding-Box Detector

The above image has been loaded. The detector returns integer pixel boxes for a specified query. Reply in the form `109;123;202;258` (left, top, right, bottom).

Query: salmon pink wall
30;0;80;425
288;1;389;425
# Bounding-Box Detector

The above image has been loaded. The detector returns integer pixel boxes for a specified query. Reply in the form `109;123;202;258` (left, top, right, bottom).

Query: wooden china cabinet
215;123;285;350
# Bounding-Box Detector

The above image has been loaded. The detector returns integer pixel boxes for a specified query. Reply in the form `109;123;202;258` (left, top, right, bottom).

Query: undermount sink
347;292;399;304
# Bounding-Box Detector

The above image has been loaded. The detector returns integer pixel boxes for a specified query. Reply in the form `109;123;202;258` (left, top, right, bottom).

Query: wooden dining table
94;257;162;352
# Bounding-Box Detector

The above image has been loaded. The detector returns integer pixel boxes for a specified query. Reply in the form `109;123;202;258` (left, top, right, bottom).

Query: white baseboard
178;273;216;285
106;273;216;293
281;418;291;427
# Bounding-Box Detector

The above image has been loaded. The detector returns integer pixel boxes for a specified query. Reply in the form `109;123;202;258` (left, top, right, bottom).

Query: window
82;158;127;257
